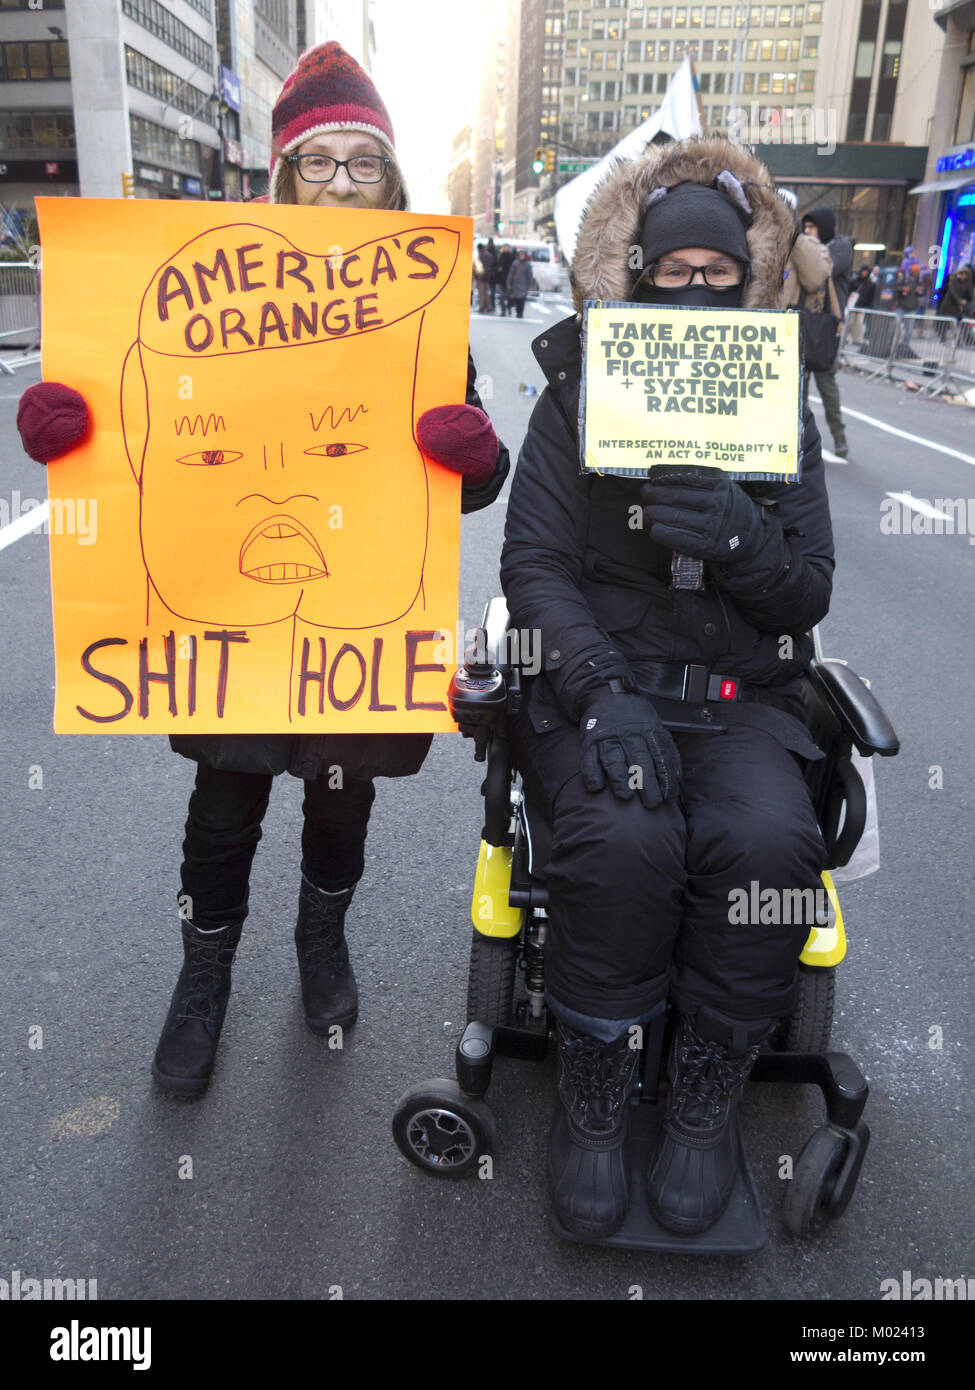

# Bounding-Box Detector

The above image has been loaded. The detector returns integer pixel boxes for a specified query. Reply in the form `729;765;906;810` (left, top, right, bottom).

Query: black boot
152;918;243;1097
647;1006;774;1234
294;872;358;1034
548;1022;640;1237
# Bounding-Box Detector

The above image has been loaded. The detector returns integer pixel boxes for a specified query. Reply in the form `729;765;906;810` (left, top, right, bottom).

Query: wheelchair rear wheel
467;930;518;1026
776;964;835;1052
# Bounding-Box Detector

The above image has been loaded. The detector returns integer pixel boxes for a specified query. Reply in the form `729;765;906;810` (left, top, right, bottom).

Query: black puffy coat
170;350;509;780
500;138;834;762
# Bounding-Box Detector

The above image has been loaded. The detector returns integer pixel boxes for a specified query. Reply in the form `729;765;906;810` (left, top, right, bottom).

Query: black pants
179;764;376;927
511;717;825;1025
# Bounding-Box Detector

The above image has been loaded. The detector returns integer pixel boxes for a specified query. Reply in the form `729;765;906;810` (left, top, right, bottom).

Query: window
592;19;605;37
661;7;673;24
715;38;731;59
705;6;716;23
126;46;214;121
130;113;202;173
741;71;755;92
799;69;814;91
760;39;773;59
627;39;642;58
698;70;711;92
881;40;900;79
646;39;656;58
854;41;874;78
746;39;758;60
591;50;604;68
603;110;618;129
765;4;777;22
121;0;213;70
807;2;822;20
700;38;713;58
802;35;818;57
606;50;619;69
779;4;792;21
0;39;70;81
955;63;975;145
757;71;770;92
658;39;671;59
674;6;687;25
719;6;731;24
776;38;789;59
0;107;74;150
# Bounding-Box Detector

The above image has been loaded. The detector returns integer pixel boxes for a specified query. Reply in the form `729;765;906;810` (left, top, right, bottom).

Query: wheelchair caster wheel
782;1123;861;1237
392;1078;495;1180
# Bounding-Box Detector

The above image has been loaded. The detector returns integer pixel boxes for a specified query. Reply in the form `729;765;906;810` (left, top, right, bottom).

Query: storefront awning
909;170;975;195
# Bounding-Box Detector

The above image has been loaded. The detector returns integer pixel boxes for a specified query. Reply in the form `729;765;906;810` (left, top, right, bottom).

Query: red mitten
416;404;498;487
17;382;91;463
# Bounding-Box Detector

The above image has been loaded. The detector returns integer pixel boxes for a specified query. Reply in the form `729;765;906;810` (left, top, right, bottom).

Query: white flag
554;58;703;265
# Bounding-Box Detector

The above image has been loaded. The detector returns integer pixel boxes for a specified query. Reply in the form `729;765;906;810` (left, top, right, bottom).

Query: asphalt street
0;294;972;1305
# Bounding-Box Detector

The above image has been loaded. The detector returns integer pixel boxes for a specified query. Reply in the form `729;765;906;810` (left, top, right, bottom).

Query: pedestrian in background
476;241;495;313
505;248;537;319
802;206;853;459
17;42;510;1099
495;243;514;315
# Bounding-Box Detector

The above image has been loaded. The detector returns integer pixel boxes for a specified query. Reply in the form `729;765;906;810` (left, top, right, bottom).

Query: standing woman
17;43;509;1097
505;249;537;319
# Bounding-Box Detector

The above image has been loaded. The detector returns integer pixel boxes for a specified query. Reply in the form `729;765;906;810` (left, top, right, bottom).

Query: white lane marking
822;448;847;465
810;394;975;467
553;302;575;314
884;491;955;522
0;499;49;552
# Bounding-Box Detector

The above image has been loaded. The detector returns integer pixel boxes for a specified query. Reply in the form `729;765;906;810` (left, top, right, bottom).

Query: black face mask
632;281;745;309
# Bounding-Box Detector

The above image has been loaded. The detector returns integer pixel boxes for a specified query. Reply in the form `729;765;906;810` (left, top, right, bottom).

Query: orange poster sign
37;199;473;734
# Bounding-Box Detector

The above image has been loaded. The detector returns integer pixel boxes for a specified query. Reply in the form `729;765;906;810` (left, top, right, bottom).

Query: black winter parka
500;316;834;761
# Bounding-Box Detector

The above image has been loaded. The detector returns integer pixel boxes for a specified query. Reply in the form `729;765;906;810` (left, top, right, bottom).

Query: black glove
579;691;681;810
641;466;768;565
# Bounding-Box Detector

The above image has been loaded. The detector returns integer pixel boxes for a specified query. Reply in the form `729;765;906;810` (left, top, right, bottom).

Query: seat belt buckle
682;665;708;702
706;675;739;702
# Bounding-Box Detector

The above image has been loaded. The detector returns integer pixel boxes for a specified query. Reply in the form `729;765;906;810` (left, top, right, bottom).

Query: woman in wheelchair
499;136;834;1238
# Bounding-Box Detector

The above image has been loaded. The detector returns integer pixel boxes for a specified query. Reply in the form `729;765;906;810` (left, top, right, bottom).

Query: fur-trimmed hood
570;135;796;313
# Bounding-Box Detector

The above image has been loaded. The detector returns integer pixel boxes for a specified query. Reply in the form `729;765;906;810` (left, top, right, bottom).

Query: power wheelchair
392;597;900;1252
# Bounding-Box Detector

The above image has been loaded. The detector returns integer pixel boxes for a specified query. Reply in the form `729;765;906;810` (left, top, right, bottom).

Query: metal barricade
838;308;897;373
838;308;963;398
0;261;41;374
947;318;975;393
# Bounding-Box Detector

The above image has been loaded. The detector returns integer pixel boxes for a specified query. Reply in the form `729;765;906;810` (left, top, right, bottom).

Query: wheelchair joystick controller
448;628;507;763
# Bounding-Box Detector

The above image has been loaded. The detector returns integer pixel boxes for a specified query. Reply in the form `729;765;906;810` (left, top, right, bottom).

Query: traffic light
121;171;135;198
531;145;556;176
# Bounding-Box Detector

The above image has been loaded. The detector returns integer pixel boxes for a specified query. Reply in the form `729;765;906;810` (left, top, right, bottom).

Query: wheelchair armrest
481;596;512;673
806;659;900;758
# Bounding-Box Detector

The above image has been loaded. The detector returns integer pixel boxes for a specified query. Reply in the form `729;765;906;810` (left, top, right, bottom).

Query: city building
448;1;946;259
300;0;374;65
910;0;975;290
0;0;306;223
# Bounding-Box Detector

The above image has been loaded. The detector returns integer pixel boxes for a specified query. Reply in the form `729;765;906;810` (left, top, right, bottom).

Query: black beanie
804;205;836;243
639;182;751;267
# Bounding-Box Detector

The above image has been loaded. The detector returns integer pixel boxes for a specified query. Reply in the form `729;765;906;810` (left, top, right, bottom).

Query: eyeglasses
287;153;392;184
641;260;746;289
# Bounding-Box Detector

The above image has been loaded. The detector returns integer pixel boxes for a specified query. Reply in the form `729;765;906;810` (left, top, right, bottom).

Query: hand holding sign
37;199;473;735
640;467;768;565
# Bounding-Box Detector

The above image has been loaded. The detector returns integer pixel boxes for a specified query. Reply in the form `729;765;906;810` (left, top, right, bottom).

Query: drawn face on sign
124;223;459;629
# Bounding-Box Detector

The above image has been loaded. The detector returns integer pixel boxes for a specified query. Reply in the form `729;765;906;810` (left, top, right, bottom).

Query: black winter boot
548;1022;640;1237
294;873;358;1034
152;918;243;1097
647;1006;774;1234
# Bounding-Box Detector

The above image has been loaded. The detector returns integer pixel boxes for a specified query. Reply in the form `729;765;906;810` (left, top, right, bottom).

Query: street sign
558;159;597;174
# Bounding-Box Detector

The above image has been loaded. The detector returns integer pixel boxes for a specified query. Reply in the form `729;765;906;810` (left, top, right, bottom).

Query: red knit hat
269;42;397;204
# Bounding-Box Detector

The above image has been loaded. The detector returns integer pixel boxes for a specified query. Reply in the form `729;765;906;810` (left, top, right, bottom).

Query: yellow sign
580;301;802;481
37;198;473;734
